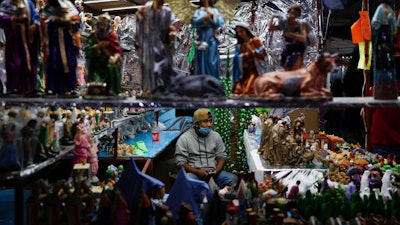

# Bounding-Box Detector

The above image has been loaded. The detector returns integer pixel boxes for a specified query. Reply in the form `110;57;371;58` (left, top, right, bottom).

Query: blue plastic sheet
117;158;165;224
166;168;212;224
322;0;357;10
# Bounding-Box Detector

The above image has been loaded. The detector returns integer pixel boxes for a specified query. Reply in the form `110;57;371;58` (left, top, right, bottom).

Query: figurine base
84;82;127;100
83;94;127;100
85;82;107;96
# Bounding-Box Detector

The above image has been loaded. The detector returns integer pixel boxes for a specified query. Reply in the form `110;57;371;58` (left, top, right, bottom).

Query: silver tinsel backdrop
79;0;320;93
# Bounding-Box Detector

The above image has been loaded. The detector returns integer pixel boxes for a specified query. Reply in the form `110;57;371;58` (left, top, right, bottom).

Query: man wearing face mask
175;108;237;188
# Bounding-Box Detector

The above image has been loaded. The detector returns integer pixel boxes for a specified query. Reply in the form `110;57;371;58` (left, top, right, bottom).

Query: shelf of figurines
0;146;73;181
0;112;146;182
2;96;400;109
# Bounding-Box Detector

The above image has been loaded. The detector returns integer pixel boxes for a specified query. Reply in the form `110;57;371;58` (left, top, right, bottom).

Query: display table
95;108;183;175
98;130;181;175
123;131;181;158
243;130;327;184
98;130;181;158
243;130;265;183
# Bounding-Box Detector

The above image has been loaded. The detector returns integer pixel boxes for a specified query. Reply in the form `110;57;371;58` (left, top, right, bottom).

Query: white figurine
360;170;370;199
251;115;261;141
360;170;370;192
381;170;392;196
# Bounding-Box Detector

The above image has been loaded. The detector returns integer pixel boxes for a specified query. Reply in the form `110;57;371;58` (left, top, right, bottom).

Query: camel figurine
253;53;337;98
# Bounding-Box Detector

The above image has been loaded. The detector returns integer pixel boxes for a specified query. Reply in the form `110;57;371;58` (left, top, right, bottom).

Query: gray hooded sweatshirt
175;127;227;169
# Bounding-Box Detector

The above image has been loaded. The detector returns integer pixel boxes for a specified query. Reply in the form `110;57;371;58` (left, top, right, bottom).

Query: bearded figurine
85;12;124;98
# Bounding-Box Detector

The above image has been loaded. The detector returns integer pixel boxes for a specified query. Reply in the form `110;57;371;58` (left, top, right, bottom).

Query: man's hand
206;169;216;176
196;168;209;180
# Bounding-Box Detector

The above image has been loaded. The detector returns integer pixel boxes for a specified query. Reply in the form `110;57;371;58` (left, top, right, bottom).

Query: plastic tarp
165;168;212;223
322;0;358;10
157;108;193;132
117;158;165;223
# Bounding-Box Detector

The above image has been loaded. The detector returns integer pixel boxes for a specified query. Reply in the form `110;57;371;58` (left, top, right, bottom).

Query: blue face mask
198;127;211;136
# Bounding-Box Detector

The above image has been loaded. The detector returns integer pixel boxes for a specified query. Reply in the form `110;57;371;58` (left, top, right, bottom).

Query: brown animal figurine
253;53;337;98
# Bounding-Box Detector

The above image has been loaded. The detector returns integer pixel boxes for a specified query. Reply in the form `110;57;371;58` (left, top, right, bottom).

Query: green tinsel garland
207;43;256;173
233;107;255;172
211;76;256;173
212;106;233;168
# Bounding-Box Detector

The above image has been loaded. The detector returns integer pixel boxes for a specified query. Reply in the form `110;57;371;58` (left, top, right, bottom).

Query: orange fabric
351;19;362;44
351;11;371;44
359;11;371;41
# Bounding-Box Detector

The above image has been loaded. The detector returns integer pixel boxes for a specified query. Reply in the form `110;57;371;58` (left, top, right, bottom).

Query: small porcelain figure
88;137;99;183
360;170;371;198
293;113;306;145
251;114;262;142
380;170;392;196
20;118;38;166
0;111;21;170
71;121;90;165
59;110;74;146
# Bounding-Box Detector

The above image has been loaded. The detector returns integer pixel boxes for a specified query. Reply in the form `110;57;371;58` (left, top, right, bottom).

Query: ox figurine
253;53;338;98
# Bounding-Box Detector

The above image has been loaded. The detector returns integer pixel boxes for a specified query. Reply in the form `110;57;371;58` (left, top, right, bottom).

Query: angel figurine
168;0;240;79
